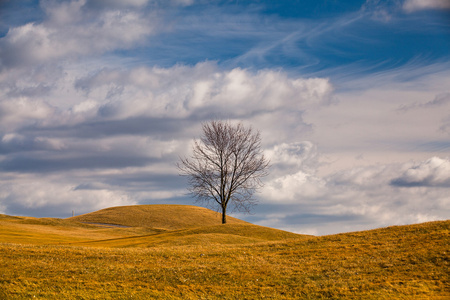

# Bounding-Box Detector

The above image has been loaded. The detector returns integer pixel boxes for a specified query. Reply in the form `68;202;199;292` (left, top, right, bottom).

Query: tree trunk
221;205;227;224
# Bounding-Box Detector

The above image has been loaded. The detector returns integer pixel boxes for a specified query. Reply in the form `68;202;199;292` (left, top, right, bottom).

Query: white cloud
255;153;450;234
302;66;450;177
73;62;333;121
0;0;155;69
330;164;390;187
403;0;450;12
262;141;326;202
0;97;56;131
0;174;136;215
0;44;335;219
391;157;450;187
264;171;327;202
265;141;318;172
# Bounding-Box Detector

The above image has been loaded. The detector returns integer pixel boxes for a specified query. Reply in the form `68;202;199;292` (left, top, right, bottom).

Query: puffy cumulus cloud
262;141;326;202
74;63;333;121
403;0;450;12
391;157;450;187
263;171;327;202
0;56;332;166
256;155;450;235
0;97;56;132
329;164;391;187
0;0;156;70
0;61;332;148
0;173;136;217
265;141;318;173
0;162;187;217
0;52;333;218
0;62;64;98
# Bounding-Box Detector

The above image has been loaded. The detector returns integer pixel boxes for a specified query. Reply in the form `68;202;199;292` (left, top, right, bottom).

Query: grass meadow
0;205;448;299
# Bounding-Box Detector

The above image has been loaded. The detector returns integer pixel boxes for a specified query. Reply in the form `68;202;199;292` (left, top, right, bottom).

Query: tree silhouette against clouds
178;120;270;224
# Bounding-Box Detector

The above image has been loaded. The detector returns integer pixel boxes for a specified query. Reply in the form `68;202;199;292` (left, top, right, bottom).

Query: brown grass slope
0;213;157;245
1;205;304;246
0;220;448;299
74;223;307;248
69;204;249;230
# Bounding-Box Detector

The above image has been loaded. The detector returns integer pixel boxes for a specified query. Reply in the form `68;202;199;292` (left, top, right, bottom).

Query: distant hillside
1;205;304;246
69;204;249;230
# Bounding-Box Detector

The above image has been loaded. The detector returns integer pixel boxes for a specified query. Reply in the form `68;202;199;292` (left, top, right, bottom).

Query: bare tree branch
177;120;270;224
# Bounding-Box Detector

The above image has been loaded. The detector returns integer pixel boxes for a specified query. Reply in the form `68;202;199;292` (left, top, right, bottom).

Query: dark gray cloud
0;154;156;173
397;93;450;112
4;202;79;219
282;213;363;226
20;117;192;139
74;172;187;193
413;141;450;153
83;0;150;10
0;135;57;154
6;84;52;98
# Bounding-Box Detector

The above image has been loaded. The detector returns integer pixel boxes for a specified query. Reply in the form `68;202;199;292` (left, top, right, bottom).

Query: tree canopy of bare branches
178;120;270;224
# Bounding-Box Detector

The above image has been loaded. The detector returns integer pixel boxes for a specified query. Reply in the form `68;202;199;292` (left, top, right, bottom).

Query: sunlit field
0;205;448;299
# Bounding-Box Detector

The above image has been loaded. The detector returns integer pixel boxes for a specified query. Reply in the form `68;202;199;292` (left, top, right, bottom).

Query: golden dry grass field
0;204;448;299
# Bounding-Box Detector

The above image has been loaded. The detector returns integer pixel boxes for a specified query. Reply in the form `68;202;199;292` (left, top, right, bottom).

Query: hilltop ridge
68;204;249;230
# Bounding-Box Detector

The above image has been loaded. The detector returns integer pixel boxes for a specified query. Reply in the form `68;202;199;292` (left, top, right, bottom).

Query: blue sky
0;0;449;235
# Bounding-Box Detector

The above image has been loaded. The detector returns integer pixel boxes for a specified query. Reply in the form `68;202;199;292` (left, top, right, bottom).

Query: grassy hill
0;213;157;245
74;223;307;248
0;205;448;299
0;205;303;246
69;204;249;230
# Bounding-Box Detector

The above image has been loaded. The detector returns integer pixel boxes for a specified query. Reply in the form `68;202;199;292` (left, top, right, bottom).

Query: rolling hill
0;205;448;299
1;205;304;246
69;204;249;230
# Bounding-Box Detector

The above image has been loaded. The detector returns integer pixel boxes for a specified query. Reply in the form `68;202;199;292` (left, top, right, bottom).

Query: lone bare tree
178;120;270;224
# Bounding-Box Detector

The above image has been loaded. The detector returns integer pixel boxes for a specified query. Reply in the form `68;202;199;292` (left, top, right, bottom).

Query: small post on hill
72;210;74;217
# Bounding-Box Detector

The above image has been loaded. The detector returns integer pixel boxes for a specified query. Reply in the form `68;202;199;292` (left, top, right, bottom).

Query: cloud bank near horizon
0;0;449;235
